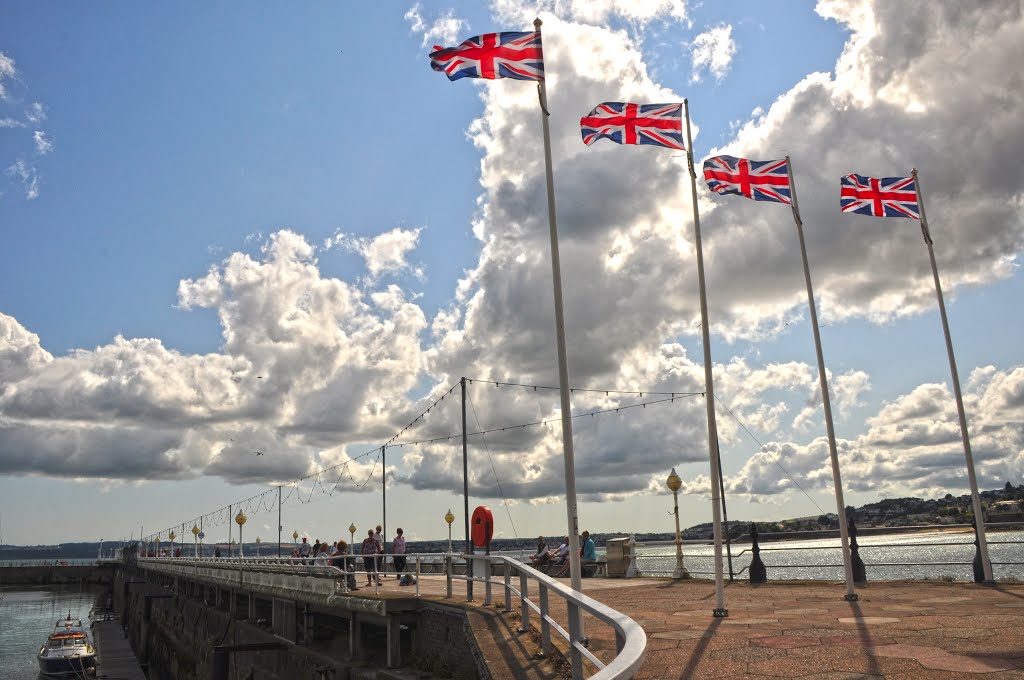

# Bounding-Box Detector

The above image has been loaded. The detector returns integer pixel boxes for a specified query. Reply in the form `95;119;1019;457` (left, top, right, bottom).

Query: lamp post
235;511;247;558
255;536;261;557
445;509;455;553
192;525;200;558
349;524;356;555
168;531;176;558
667;468;689;579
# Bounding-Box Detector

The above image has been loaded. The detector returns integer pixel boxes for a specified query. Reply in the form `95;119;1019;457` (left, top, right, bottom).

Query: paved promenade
377;575;1024;678
578;579;1024;679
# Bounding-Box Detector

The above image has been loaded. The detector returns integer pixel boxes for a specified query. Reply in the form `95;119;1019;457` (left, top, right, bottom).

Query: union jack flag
840;174;919;219
579;102;684;150
702;155;791;205
429;32;543;82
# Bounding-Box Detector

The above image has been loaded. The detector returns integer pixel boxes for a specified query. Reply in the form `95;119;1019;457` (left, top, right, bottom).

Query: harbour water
0;585;103;680
632;529;1024;581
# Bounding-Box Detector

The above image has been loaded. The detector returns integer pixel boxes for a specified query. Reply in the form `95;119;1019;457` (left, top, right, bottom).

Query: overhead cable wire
713;393;827;515
466;386;519;540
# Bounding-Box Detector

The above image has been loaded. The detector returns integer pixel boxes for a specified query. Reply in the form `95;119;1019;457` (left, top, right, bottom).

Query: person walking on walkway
374;524;385;577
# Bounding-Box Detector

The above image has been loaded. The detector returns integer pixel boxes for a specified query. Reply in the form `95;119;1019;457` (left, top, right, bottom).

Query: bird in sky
255;451;264;456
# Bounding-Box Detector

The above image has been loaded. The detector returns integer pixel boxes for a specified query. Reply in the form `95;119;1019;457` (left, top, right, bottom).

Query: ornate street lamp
292;530;299;543
667;468;689;579
349;523;356;555
192;525;200;558
168;531;177;557
235;511;247;558
255;536;261;557
445;509;455;553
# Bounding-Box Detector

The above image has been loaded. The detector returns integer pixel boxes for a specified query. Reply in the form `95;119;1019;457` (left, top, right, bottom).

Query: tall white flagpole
683;100;727;617
912;168;994;583
534;17;585;651
786;156;858;600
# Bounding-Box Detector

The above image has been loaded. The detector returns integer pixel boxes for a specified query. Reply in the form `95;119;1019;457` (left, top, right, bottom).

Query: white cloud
33;130;53;155
323;227;424;280
689;24;736;82
26;102;45;124
5;158;39;199
706;366;1024;502
0;117;23;128
0;51;14;100
492;0;688;26
405;3;469;48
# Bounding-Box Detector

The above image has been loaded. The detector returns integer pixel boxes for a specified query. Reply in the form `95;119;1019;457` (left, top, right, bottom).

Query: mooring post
848;514;867;584
749;523;767;584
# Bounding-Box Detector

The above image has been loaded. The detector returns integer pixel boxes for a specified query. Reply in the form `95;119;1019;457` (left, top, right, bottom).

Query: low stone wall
410;603;488;680
0;564;113;585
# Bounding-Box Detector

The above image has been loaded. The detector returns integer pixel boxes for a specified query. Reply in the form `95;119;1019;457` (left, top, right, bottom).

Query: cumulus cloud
710;366;1024;502
405;3;469;48
323;227;424;280
689;24;736;82
1;1;1021;510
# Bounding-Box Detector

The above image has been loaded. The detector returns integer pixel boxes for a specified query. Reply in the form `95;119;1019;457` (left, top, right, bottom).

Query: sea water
0;585;103;680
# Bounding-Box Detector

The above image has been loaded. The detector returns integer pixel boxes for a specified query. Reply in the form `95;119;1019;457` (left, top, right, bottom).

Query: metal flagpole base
672;567;690;580
713;608;729;618
844;593;859;602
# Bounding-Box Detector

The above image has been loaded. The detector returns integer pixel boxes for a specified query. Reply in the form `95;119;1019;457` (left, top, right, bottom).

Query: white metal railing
444;553;646;680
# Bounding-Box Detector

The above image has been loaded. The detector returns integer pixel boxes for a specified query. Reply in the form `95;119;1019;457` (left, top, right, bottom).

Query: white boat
37;611;97;676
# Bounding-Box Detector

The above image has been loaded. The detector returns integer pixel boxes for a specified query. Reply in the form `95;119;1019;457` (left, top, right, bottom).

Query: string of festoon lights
145;378;704;543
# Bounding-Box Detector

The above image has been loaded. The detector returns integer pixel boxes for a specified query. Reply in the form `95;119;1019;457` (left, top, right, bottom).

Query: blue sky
1;1;1022;547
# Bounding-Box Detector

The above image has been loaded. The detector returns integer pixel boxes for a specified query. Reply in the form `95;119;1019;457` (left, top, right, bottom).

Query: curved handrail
472;554;646;680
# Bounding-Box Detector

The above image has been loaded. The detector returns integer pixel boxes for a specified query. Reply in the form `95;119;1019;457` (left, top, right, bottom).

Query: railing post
539;583;551;656
848;515;867;584
503;561;512;613
567;600;584;680
445;554;453;599
415;555;421;598
518;571;530;633
484;557;493;606
749;523;767;584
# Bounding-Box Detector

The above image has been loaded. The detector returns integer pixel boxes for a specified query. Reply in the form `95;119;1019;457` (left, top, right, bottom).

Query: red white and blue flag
429;32;543;81
579;102;684;150
702;155;792;205
840;174;919;219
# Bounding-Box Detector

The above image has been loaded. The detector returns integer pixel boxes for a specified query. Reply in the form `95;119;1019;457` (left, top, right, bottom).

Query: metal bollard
445;554;453;598
749;523;767;584
415;555;421;598
848;515;867;583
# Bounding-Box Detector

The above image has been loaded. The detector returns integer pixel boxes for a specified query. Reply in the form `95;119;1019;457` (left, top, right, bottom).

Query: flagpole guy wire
913;168;993;583
787;156;858;600
535;17;585;663
683;99;727;617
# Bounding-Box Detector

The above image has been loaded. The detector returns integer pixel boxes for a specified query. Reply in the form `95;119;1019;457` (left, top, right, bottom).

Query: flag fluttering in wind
579;102;684;150
703;155;792;204
429;32;543;81
840;174;919;218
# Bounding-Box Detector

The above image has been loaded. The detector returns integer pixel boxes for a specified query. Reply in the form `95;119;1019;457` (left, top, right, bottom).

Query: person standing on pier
361;529;381;586
392;528;407;574
374;525;385;577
